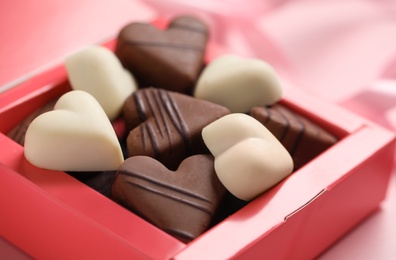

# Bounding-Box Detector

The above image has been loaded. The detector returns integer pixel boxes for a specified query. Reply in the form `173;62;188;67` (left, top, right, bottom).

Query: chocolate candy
115;15;208;94
202;113;293;201
24;90;124;171
65;46;137;121
15;15;341;245
194;54;283;113
111;154;225;242
250;104;338;169
7;99;57;146
124;87;230;170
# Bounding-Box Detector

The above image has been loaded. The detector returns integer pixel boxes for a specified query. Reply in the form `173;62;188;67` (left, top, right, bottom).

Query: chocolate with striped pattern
250;104;338;170
110;154;225;242
115;15;209;94
124;87;230;170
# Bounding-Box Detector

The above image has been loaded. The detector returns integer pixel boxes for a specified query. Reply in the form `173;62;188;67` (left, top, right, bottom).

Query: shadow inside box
214;178;290;223
66;170;116;197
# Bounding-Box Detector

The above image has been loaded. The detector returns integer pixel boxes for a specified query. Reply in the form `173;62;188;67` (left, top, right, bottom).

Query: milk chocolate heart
111;154;225;242
194;54;283;113
115;15;209;94
124;87;230;170
202;113;293;201
24;90;124;171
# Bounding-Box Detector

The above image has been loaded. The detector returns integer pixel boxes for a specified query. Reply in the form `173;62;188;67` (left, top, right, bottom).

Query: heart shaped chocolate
115;15;209;94
65;46;137;121
202;113;293;201
124;87;230;170
194;54;283;113
111;154;225;242
24;90;124;171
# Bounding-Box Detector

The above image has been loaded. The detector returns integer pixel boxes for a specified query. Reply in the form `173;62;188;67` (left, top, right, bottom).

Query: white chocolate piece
65;46;137;121
202;113;293;201
24;90;124;172
194;55;282;113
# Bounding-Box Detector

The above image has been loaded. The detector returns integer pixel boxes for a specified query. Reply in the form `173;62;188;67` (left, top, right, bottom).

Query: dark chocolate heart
124;87;230;170
110;154;225;242
115;15;209;94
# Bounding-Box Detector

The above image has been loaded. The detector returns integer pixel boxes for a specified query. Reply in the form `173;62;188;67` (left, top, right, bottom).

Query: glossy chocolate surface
124;87;230;170
111;154;225;242
115;15;208;94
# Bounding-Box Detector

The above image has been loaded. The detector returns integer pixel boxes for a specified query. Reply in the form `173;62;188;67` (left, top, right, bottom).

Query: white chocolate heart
65;46;137;121
24;90;124;171
202;113;293;201
194;55;282;113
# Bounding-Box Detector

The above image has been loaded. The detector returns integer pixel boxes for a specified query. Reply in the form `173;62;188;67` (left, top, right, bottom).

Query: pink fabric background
1;0;395;258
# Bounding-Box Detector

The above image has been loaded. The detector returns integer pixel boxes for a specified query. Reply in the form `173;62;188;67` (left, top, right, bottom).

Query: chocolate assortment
7;15;339;243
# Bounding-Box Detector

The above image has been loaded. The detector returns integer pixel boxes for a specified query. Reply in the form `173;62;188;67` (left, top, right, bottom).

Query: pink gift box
0;18;395;259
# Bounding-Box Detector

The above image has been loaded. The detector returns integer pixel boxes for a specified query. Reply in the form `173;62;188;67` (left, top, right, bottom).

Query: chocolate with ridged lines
250;104;338;169
124;87;230;170
111;154;225;242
